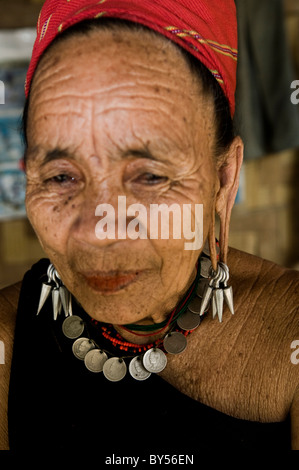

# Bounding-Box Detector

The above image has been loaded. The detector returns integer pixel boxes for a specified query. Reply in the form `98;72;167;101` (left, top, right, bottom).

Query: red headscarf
25;0;238;116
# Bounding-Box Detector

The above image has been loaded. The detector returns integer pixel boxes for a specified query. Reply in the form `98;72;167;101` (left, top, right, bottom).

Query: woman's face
25;28;219;325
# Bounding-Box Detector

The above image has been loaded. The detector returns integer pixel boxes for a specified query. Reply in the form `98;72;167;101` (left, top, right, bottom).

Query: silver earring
37;263;72;320
199;261;234;322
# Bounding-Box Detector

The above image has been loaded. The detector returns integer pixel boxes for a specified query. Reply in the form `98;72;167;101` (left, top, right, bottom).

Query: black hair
22;18;235;159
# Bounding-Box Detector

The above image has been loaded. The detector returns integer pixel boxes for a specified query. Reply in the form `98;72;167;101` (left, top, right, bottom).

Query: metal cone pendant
37;283;52;315
199;284;213;316
212;291;217;320
68;294;73;316
214;288;224;322
52;288;62;320
59;286;71;317
223;285;234;315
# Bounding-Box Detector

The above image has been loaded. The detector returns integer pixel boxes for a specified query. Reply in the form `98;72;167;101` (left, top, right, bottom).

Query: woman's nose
70;185;137;248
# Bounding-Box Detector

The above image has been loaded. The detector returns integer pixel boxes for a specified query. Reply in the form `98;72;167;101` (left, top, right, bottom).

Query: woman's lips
81;271;143;293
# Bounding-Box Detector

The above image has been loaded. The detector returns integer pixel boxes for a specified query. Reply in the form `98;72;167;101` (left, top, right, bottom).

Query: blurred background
0;0;298;288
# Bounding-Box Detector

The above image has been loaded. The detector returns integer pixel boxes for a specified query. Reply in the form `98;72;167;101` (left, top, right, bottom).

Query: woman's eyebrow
122;148;158;161
42;147;159;163
26;144;169;165
25;146;75;165
41;147;74;165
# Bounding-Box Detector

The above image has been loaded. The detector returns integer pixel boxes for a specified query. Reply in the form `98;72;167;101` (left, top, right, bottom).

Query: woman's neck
112;265;197;344
113;323;172;345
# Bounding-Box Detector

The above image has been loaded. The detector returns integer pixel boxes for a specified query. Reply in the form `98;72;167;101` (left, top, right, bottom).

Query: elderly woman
0;0;298;452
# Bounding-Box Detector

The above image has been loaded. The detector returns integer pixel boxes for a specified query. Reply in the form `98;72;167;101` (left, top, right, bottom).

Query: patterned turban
25;0;238;116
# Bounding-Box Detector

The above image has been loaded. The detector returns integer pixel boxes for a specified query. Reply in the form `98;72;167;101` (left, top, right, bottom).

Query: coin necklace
61;258;204;382
37;241;235;382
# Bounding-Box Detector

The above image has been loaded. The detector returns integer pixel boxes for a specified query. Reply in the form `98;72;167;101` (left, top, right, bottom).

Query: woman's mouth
80;270;143;293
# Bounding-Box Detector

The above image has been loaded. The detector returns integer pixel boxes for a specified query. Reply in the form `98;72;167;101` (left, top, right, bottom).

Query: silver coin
163;331;187;354
177;309;201;331
72;337;95;360
143;348;167;373
84;349;108;373
200;257;212;278
188;295;203;314
129;356;151;381
103;357;127;382
62;315;84;339
196;278;209;298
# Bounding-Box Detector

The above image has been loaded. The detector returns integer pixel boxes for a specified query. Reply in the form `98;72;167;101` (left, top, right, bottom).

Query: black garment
8;259;291;452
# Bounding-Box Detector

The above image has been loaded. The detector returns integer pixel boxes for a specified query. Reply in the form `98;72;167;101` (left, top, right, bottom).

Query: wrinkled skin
1;27;299;452
25;28;223;332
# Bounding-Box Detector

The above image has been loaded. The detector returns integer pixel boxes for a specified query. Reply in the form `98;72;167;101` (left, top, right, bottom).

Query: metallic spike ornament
36;263;72;320
212;292;217;320
222;263;234;316
59;285;72;317
36;282;52;315
36;264;56;316
200;261;234;322
52;287;62;320
199;284;213;316
223;286;234;316
213;288;224;322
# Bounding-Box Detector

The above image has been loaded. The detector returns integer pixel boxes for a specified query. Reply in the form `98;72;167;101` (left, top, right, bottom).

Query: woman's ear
215;136;244;263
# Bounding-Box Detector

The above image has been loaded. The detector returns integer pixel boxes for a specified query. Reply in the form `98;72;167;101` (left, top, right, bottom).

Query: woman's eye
134;173;168;185
46;174;76;185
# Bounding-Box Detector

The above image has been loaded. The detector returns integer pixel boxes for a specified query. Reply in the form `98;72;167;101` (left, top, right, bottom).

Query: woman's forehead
27;29;214;157
32;28;201;100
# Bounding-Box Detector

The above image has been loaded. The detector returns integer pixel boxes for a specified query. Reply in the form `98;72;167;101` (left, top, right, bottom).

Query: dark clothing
8;259;291;452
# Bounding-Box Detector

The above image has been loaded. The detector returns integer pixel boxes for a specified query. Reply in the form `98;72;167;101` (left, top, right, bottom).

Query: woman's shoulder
228;245;299;277
0;281;21;450
228;247;298;339
183;247;299;422
163;247;298;423
0;258;50;334
0;282;21;342
0;259;49;380
227;247;299;407
228;246;299;307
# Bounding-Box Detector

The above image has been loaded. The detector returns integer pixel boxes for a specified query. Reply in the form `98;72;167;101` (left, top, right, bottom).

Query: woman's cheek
26;192;77;253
